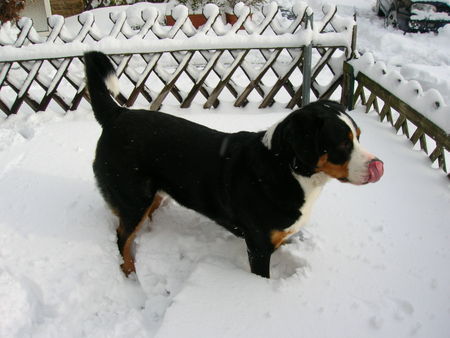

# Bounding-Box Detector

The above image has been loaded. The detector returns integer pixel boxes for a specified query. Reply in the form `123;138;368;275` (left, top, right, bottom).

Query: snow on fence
0;1;356;115
342;53;450;176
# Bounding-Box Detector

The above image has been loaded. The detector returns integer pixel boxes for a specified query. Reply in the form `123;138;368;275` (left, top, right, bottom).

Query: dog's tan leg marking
147;194;164;220
271;230;293;249
120;218;144;275
120;194;164;276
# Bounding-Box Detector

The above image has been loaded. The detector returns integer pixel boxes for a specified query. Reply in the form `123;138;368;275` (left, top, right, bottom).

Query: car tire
385;7;398;28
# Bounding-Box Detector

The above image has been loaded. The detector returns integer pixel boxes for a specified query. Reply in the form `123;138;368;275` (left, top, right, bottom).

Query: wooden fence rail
342;58;450;177
0;2;356;115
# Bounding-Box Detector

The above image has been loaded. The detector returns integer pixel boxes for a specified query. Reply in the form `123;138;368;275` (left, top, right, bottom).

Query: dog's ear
282;113;324;177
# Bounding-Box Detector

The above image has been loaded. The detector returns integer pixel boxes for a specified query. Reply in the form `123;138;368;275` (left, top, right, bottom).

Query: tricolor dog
84;51;384;278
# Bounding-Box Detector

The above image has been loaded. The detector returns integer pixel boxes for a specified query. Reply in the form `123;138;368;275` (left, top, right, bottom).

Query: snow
350;53;450;133
0;3;353;63
412;0;450;5
0;21;19;46
0;104;449;338
271;0;450;107
1;0;450;337
411;10;450;22
330;1;450;106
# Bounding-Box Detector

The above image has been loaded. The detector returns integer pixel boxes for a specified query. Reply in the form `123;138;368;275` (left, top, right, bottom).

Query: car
375;0;450;32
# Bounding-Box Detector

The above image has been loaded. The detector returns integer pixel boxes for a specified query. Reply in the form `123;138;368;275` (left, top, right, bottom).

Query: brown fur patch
147;194;164;220
110;207;120;217
120;220;140;275
271;230;293;249
120;194;164;275
316;154;349;179
348;131;354;141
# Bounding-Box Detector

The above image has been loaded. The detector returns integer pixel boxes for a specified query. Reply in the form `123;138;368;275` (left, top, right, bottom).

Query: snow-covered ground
0;102;449;337
1;0;450;337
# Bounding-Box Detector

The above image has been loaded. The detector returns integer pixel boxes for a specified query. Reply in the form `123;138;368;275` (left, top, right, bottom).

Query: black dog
84;51;384;278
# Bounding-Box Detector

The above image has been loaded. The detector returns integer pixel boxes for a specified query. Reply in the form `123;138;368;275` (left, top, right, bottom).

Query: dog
84;51;384;278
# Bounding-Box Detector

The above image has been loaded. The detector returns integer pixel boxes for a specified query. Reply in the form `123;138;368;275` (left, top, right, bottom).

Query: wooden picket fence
342;59;450;177
0;2;356;115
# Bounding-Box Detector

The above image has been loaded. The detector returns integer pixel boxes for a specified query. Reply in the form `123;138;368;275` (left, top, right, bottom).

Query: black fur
84;51;357;278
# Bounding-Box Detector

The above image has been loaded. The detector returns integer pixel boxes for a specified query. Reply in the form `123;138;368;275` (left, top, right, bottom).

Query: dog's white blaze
348;141;375;183
338;114;375;184
285;172;329;237
105;72;120;98
262;122;279;150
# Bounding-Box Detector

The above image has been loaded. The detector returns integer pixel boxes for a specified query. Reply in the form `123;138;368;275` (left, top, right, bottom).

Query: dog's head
267;101;384;185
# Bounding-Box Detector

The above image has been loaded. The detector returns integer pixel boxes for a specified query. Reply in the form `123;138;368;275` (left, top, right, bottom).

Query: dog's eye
339;140;353;152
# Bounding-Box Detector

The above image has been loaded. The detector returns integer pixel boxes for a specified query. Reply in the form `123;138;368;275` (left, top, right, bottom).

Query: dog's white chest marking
285;172;329;237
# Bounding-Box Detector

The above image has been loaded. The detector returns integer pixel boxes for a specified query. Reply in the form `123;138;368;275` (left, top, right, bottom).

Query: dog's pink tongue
368;160;384;183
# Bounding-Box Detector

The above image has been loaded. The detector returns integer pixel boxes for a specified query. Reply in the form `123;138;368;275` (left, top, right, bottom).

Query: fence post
341;61;355;110
301;13;313;107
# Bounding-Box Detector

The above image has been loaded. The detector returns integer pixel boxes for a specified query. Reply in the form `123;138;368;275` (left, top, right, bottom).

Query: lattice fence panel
0;1;356;116
342;60;450;177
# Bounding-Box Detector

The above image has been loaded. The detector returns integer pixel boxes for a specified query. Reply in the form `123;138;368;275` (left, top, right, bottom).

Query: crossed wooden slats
10;16;68;114
0;14;97;114
151;7;223;110
180;10;252;109
0;18;33;89
235;6;309;108
0;3;355;116
344;62;449;175
204;6;279;109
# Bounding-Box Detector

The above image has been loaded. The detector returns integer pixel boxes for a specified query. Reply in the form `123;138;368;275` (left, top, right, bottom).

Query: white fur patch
338;113;375;184
105;72;120;98
284;172;329;238
338;113;357;136
262;122;279;149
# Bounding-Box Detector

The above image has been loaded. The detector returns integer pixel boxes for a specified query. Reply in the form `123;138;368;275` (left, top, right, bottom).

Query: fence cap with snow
0;1;356;114
349;53;450;134
0;1;356;62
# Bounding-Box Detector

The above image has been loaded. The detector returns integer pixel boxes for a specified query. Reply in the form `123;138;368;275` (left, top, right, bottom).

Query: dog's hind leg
147;194;164;220
117;194;164;275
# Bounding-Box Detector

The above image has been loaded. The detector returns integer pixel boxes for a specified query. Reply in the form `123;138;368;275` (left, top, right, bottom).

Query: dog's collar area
290;157;301;174
290;157;314;176
290;150;327;176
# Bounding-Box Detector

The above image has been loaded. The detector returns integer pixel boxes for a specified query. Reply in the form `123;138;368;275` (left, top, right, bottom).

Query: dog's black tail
84;51;121;127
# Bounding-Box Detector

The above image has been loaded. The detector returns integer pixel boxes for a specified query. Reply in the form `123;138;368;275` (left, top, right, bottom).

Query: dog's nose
367;159;384;183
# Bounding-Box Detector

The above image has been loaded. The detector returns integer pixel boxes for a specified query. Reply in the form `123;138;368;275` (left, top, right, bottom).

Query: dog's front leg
245;237;273;278
247;250;272;278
